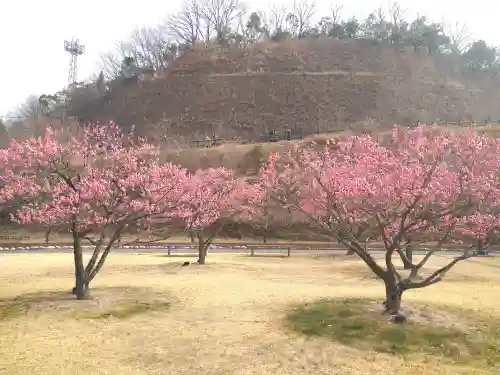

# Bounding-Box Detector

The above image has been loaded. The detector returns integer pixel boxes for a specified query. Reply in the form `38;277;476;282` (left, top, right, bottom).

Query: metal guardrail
0;241;332;250
1;241;495;257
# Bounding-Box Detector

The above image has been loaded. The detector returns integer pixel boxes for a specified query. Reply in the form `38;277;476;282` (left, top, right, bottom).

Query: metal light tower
64;38;84;88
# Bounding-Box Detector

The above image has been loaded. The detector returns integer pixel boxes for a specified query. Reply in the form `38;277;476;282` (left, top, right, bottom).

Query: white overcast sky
0;0;498;116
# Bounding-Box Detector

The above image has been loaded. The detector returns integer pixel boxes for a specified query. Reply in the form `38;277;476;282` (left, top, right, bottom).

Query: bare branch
414;222;456;270
447;21;472;54
120;227;173;246
330;4;343;24
406;251;477;289
268;5;288;39
100;26;172;79
83;236;101;246
267;179;386;279
199;0;245;44
388;2;406;27
375;6;386;23
291;0;316;38
166;0;206;47
99;47;125;80
84;232;106;275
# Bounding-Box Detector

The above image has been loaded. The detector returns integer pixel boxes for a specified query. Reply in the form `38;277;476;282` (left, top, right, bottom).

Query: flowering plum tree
238;178;301;243
0;124;189;299
238;180;274;243
455;197;500;255
259;125;499;320
180;168;247;264
441;128;500;256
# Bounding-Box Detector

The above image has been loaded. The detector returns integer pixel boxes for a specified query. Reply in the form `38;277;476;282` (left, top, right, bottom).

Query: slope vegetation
73;39;500;141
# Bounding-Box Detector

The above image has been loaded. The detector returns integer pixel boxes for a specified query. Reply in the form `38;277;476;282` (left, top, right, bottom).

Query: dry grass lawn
1;252;499;375
161;131;350;171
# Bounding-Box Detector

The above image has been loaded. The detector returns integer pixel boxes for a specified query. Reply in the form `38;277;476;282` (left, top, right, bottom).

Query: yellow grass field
1;252;499;375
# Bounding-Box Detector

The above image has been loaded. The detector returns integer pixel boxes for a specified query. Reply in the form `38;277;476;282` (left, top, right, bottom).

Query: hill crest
71;39;500;142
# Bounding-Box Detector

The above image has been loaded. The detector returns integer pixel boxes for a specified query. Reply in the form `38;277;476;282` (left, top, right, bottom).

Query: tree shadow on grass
311;254;361;261
0;290;72;320
153;254;199;258
286;298;500;368
244;254;289;258
0;286;171;321
82;300;170;320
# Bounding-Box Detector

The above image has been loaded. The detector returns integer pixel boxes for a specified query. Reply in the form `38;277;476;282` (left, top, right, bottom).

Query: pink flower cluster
0;125;246;234
259;125;500;246
2;123;500;248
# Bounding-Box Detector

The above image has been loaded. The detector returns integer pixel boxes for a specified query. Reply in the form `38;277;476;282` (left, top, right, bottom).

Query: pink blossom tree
0;132;62;235
180;168;247;264
436;127;500;256
238;179;300;243
0;124;189;299
238;180;274;243
456;200;500;255
259;125;499;320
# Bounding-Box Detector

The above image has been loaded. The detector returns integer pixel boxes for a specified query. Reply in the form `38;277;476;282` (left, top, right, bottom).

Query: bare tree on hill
287;0;316;38
315;4;341;36
99;49;123;79
330;4;342;24
447;22;472;55
387;2;407;44
199;0;245;45
259;5;295;41
127;27;174;72
100;26;173;79
363;7;390;41
167;0;208;48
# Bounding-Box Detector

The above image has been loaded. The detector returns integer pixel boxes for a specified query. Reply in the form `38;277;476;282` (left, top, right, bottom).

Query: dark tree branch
405;250;478;289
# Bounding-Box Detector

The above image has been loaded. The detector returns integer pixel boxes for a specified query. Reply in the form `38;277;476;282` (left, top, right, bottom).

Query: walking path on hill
198;70;380;78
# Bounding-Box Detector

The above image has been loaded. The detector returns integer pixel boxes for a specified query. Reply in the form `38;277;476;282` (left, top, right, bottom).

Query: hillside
72;39;500;141
161;124;500;174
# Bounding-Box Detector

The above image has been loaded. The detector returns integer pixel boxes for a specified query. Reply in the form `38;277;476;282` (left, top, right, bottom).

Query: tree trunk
197;232;207;265
477;240;486;255
409;266;418;278
345;241;361;255
72;233;90;300
384;279;404;321
84;240;104;280
45;227;52;245
86;237;120;284
263;227;267;244
403;245;413;269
